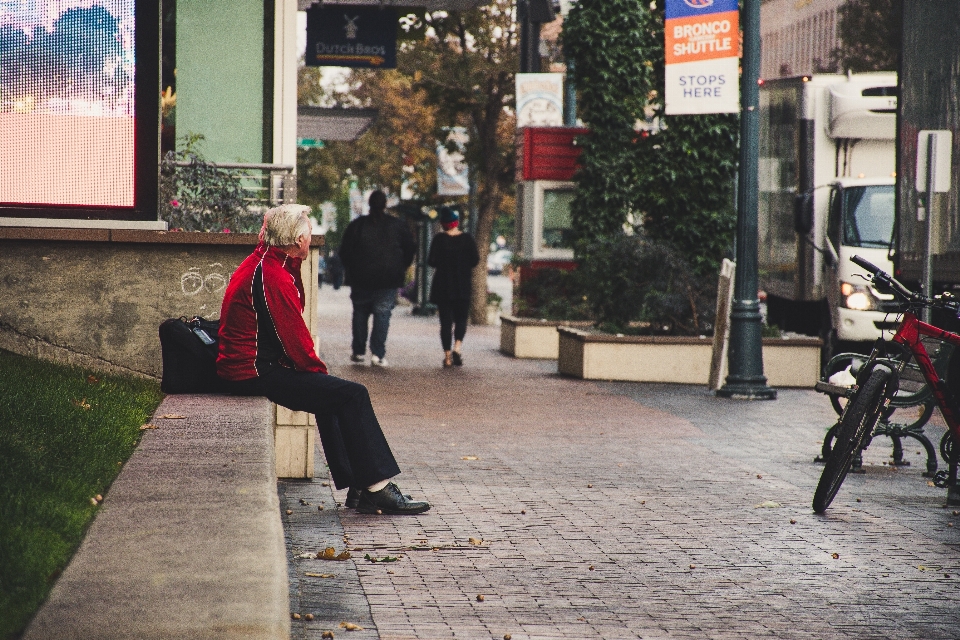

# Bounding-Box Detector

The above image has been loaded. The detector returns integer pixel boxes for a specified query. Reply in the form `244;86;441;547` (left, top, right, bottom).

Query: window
842;185;895;249
541;188;574;250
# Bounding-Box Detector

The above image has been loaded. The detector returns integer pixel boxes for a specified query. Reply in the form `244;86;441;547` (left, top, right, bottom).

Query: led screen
0;1;135;207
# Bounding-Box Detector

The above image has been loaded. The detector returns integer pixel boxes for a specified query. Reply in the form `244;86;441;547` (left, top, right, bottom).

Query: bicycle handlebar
850;254;882;275
849;255;946;308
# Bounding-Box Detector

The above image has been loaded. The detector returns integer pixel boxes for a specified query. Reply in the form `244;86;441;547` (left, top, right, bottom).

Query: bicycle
812;255;960;513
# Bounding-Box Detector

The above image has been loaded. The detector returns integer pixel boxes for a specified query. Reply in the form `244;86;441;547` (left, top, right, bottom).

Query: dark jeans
350;287;397;358
437;299;470;351
224;366;401;490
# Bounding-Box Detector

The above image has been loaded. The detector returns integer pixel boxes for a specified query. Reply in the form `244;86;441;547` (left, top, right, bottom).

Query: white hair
263;204;311;247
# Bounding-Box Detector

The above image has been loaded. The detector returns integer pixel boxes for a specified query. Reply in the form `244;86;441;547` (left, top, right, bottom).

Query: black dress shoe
451;351;463;366
357;482;430;515
345;487;361;509
346;486;412;509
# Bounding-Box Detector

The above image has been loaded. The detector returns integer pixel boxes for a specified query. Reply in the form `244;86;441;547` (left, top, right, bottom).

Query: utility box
516;127;586;263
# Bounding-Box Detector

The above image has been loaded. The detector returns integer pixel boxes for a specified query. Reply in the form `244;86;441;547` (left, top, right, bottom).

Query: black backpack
158;317;227;394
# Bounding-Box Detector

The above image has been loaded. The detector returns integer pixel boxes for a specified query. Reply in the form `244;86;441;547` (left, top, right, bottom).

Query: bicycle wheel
813;367;892;513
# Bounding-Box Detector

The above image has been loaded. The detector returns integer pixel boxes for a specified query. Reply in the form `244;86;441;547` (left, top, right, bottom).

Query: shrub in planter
578;234;713;335
512;265;592;321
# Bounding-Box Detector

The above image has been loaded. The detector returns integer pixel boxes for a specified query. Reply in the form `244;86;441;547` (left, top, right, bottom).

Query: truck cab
823;177;898;343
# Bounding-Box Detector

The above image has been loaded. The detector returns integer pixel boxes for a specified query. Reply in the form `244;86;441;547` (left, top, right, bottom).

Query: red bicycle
813;255;960;513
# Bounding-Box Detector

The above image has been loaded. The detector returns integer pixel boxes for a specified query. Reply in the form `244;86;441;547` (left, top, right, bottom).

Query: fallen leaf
286;510;293;515
928;481;936;487
468;537;483;546
588;565;595;571
297;552;315;559
832;553;840;559
304;572;335;578
340;622;364;631
790;519;797;525
504;635;512;640
321;482;330;487
754;501;781;508
299;498;309;505
756;474;763;479
364;553;398;563
318;505;324;511
689;564;696;569
461;456;479;461
322;632;335;639
86;375;99;384
919;565;927;571
159;414;186;419
140;424;158;430
318;548;352;561
72;398;91;410
304;614;314;621
292;613;301;620
476;594;485;602
587;484;593;488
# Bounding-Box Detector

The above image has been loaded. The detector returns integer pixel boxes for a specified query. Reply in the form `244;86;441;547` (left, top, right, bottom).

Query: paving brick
279;286;960;639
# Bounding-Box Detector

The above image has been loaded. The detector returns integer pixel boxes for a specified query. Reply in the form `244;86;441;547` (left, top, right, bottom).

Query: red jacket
217;244;328;381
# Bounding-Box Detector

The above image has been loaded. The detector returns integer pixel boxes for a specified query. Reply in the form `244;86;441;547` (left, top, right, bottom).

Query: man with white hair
217;204;430;515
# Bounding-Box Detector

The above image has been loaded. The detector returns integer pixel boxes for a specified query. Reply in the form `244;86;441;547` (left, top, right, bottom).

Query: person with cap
217;204;430;515
428;207;480;367
338;190;417;367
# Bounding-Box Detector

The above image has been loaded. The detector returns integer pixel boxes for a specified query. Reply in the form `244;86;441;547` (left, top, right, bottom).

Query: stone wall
0;228;321;378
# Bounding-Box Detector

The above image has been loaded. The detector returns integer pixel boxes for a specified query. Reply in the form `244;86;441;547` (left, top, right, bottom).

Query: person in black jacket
428;207;479;367
339;190;417;367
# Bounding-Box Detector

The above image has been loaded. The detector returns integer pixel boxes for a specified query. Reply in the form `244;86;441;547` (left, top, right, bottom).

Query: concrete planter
500;315;594;359
557;327;822;388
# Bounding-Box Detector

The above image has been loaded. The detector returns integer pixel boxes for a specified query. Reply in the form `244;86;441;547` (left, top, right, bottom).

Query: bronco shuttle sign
664;0;739;115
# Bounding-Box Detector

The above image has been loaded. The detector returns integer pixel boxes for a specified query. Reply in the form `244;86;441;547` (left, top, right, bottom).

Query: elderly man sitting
217;204;429;515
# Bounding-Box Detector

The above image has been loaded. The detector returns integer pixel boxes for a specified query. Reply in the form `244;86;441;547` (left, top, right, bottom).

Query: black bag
158;316;226;394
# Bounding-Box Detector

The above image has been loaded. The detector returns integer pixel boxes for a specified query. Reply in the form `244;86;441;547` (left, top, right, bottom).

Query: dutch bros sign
664;0;740;115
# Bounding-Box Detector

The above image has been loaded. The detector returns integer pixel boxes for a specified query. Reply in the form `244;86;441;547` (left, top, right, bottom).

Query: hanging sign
305;5;397;69
516;73;564;128
664;0;739;115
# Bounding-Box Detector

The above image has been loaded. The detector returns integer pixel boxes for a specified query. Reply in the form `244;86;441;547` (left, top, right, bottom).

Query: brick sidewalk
281;285;960;640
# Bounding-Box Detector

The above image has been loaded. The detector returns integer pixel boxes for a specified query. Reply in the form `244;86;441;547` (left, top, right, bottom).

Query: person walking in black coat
339;190;417;367
428;207;479;367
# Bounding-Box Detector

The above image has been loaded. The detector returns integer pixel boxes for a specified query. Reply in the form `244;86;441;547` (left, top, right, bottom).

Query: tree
830;0;902;72
297;68;439;207
402;2;519;323
563;1;737;282
562;0;659;243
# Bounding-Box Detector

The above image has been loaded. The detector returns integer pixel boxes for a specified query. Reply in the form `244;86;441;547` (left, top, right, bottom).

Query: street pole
923;132;937;323
717;0;777;400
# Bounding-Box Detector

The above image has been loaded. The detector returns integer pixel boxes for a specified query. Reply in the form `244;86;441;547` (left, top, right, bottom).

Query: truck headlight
840;281;877;311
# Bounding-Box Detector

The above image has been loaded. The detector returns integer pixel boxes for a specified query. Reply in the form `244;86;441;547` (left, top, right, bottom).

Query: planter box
557;327;822;388
500;315;594;359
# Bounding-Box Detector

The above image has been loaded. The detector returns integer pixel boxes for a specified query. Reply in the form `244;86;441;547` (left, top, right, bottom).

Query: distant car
487;249;513;275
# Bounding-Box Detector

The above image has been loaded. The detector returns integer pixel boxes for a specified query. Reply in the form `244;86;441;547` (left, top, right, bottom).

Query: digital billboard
0;1;155;216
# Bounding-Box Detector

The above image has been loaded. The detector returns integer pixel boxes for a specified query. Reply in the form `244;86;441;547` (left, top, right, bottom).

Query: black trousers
436;299;470;351
224;367;401;490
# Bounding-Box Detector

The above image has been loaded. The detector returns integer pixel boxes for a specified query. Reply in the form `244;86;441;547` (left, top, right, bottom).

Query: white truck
758;73;898;355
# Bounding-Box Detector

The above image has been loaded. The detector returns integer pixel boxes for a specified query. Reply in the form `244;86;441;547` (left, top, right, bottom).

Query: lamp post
716;0;776;400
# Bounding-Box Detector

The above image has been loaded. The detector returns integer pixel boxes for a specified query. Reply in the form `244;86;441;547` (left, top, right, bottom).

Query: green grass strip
0;350;163;639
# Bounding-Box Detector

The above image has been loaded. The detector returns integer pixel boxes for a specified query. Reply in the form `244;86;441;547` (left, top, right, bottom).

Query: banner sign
516;73;564;128
306;5;397;69
664;0;739;115
437;128;470;197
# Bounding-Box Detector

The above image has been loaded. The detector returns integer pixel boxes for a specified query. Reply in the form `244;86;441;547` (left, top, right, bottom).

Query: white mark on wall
180;263;228;296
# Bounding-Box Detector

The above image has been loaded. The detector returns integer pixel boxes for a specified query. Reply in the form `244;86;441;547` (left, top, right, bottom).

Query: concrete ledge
557;327;822;387
499;315;593;359
23;394;291;640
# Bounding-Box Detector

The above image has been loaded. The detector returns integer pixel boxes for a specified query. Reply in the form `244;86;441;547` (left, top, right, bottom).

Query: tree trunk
470;178;500;324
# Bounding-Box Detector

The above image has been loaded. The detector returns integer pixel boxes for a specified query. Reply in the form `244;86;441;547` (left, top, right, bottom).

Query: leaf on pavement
304;572;335;578
140;424;158;430
461;456;479;461
160;414;187;419
754;501;781;508
468;537;483;546
365;553;398;563
340;622;364;631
